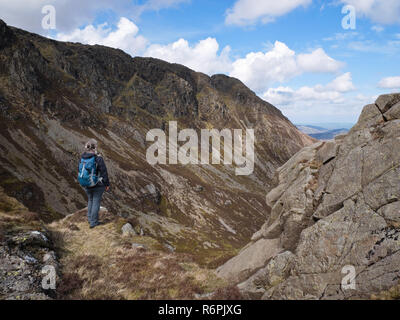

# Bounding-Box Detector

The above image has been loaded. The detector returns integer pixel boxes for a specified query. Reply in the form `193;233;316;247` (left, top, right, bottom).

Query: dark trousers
84;185;105;227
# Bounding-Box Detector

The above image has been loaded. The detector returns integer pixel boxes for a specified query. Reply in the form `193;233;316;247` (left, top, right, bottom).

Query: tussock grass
0;187;44;237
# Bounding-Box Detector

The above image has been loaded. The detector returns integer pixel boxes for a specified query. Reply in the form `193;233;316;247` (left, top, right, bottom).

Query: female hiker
78;139;110;228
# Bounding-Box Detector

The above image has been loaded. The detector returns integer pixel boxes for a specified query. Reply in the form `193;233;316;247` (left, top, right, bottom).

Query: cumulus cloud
297;48;345;73
279;94;371;124
225;0;312;26
144;38;232;75
263;75;367;123
263;73;355;106
326;72;356;92
229;41;343;92
229;42;299;91
378;76;400;89
264;86;343;106
55;17;148;56
341;0;400;25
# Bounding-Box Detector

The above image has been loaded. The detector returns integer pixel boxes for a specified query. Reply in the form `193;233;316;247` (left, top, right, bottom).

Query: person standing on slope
78;139;110;229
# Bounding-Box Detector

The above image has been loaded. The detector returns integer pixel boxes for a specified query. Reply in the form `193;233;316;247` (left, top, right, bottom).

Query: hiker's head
85;139;98;153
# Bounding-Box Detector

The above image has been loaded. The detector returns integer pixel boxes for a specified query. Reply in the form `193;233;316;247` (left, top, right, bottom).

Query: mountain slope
0;19;313;266
217;93;400;299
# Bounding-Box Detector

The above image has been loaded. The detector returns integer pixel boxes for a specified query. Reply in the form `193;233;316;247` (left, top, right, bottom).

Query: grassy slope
47;208;234;299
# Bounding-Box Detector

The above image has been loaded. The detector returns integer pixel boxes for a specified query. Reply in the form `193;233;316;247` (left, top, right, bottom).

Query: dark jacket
80;152;110;187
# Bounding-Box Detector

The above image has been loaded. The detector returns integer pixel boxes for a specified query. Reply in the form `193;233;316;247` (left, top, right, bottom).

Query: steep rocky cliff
217;93;400;299
0;19;313;267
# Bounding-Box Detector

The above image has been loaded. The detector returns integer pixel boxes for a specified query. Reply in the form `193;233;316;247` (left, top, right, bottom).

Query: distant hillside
297;125;349;140
309;128;348;140
296;125;327;135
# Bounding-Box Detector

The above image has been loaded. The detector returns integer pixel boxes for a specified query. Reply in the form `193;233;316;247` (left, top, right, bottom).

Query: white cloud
229;41;299;91
225;0;312;26
263;73;355;106
55;17;148;56
297;48;344;73
279;95;371;124
378;76;400;89
229;41;343;92
263;75;370;124
341;0;400;25
144;38;232;75
326;72;355;92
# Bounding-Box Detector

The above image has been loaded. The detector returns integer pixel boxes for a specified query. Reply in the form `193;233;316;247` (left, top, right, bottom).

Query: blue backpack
78;156;100;187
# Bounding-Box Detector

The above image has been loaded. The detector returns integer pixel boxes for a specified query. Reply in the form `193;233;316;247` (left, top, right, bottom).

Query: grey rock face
218;94;400;300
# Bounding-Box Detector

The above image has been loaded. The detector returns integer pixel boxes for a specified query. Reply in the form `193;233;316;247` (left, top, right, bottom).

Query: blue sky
1;0;400;124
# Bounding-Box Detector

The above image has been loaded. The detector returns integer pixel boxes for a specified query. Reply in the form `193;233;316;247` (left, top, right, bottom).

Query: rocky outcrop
217;94;400;299
0;187;59;300
0;19;313;265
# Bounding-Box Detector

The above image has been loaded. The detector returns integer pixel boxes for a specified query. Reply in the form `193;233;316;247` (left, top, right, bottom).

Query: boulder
238;251;295;299
216;238;281;284
375;93;400;113
384;102;400;121
121;223;137;237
